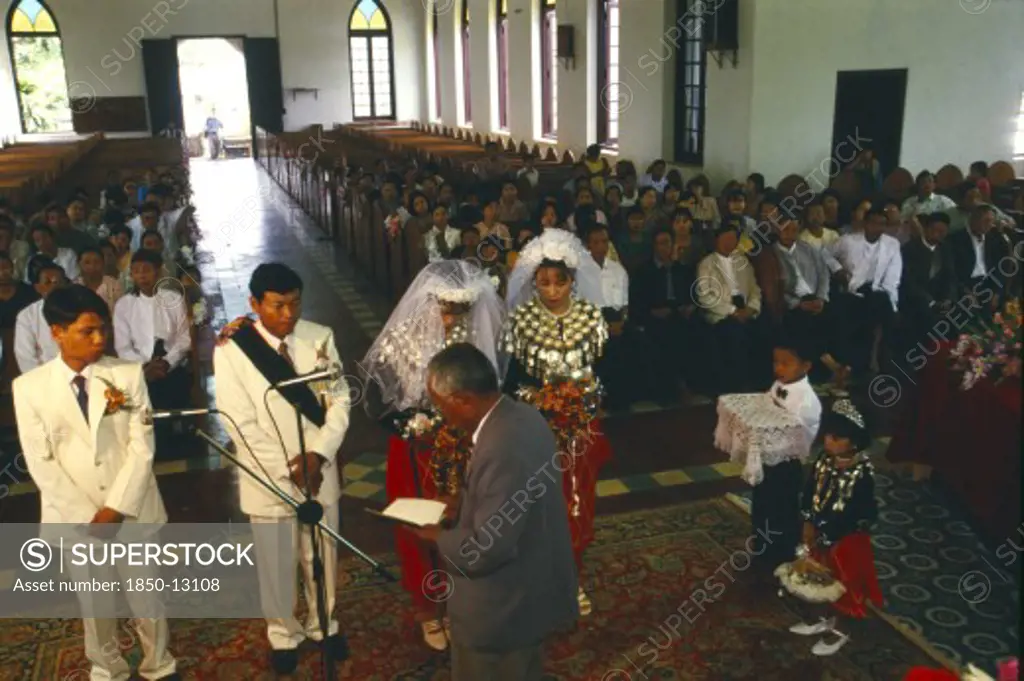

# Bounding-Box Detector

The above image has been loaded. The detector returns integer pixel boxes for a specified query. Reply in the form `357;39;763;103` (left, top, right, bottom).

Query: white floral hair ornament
506;228;606;311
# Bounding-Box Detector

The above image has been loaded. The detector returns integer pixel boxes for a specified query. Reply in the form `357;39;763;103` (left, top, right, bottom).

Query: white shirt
472;396;504;445
715;252;740;295
14;298;59;373
900;193;957;221
516;167;539;187
825;232;903;311
798;228;840;251
597;257;629;310
58;358;93;407
769;376;822;451
970;232;987;278
639;174;668;193
113;290;191;370
425;225;462;263
127;215;145;252
26;248;79;283
780;243;813;297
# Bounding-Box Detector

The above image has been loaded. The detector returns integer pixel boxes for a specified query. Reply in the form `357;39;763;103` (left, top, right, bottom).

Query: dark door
832;69;908;178
142;39;183;135
244;38;285;143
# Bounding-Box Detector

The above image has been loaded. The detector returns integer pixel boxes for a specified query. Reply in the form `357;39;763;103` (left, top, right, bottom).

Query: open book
368;498;447;528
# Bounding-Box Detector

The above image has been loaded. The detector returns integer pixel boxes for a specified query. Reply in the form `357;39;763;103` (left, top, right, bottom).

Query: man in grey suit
411;343;579;681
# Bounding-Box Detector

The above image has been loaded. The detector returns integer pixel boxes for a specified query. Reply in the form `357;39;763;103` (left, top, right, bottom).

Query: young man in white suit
13;285;179;681
213;263;351;675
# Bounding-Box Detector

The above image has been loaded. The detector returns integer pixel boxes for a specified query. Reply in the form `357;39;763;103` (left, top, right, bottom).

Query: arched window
496;0;508;130
596;0;619;147
461;0;471;125
431;9;441;120
349;0;395;120
7;0;72;133
540;0;556;137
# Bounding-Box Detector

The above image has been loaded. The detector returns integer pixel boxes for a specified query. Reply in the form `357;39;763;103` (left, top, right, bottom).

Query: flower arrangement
402;411;471;497
948;300;1022;391
774;557;846;604
96;377;136;416
385;213;402;241
216;315;254;346
517;378;599;453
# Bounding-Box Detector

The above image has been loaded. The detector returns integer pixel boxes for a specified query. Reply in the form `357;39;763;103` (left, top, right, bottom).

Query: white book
372;498;447;528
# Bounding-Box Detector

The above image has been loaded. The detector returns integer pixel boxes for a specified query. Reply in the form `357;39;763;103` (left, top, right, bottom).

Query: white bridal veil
361;259;507;413
505;228;606;311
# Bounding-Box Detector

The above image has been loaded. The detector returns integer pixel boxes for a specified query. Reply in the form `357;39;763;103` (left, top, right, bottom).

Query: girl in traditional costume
361;260;505;651
776;399;884;656
502;228;613;616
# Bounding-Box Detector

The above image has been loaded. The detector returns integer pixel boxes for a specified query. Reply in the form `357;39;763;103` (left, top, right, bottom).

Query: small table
714;393;811;485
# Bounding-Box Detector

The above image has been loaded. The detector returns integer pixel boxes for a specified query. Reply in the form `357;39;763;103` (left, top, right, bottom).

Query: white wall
2;0;424;134
746;0;1024;186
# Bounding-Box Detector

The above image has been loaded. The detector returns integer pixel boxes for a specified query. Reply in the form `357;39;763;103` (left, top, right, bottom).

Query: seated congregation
0;160;202;453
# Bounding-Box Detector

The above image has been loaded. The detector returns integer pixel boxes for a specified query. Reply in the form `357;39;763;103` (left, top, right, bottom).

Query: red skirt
562;419;613;572
385;435;446;612
900;669;959;681
812;531;884;618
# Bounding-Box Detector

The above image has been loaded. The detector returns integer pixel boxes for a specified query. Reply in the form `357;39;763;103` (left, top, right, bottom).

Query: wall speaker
557;25;575;60
704;0;739;51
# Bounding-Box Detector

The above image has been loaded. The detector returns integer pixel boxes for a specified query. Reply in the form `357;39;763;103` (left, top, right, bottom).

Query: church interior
0;0;1021;678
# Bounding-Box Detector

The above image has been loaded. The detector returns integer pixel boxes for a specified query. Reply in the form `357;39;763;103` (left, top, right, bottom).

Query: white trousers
67;558;176;681
250;503;340;650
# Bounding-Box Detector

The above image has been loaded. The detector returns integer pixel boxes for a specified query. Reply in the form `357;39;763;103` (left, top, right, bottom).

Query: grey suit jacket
436;397;579;652
774;240;830;308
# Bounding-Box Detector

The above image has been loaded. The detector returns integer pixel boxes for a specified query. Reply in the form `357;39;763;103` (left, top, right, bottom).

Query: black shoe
319;633;350;662
270;648;299;674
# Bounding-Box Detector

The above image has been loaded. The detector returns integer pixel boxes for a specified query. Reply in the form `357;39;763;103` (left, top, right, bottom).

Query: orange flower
97;378;135;416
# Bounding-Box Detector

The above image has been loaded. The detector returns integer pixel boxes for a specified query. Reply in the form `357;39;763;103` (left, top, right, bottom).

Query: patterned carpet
0;498;940;680
729;466;1021;678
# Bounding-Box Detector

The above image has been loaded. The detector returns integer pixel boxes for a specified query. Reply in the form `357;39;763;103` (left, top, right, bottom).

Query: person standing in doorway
204;110;224;159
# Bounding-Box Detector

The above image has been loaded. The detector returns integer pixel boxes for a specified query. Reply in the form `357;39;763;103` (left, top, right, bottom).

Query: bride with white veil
500;228;613;617
359;259;505;652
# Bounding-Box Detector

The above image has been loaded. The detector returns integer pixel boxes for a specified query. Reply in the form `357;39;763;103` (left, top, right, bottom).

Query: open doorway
176;37;251;160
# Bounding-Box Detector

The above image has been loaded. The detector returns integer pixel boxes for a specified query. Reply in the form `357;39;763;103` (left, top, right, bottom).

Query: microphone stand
187;425;395;678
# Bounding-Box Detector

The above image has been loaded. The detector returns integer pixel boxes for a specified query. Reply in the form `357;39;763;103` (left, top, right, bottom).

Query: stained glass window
349;0;394;120
9;0;57;34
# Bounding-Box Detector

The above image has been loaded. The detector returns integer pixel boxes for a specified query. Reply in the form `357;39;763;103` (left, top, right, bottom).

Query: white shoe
578;587;592;616
789;617;835;636
811;631;850;656
421;619;448;651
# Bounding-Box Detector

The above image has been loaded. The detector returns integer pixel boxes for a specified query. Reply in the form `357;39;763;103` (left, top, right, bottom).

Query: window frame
596;0;619;148
432;9;441;120
348;0;397;121
673;0;707;164
461;0;471;125
496;0;509;130
540;0;557;138
7;0;73;134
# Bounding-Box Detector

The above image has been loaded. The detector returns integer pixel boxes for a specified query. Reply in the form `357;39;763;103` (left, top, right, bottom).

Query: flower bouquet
385;214;402;242
517;378;600;454
402;411;471;497
774;556;846;604
948;300;1023;391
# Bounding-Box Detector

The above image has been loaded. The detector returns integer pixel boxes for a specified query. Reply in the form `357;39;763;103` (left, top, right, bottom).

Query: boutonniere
216;315;254;346
96;377;136;416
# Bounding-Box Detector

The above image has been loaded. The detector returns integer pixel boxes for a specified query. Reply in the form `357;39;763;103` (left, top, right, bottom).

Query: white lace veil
506;228;606;311
360;259;507;414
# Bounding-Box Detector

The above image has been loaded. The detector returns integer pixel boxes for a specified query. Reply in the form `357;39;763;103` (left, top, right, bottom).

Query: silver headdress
831;399;865;429
505;228;606;311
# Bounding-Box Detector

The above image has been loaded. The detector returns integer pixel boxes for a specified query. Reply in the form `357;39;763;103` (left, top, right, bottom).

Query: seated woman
360;260;505;652
503;228;613;616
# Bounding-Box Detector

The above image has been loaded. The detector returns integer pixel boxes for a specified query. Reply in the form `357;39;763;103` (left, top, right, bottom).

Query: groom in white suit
213;263;351;675
13;285;179;681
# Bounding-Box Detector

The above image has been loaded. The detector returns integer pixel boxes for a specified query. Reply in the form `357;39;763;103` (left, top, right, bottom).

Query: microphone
273;363;342;389
142;408;213;425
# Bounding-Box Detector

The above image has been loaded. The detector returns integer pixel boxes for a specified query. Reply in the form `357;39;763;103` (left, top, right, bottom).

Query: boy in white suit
13;285;179;681
213;263;351;675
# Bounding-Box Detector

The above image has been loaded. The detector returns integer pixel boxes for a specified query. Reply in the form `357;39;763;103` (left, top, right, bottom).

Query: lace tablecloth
714;393;810;485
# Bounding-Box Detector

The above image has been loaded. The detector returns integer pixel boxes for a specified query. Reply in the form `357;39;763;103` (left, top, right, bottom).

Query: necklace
502;296;607;384
811;453;871;514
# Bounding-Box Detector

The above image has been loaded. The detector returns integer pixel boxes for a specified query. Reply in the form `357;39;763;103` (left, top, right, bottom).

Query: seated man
900;212;957;347
127;201;163;253
695;221;763;395
14;260;65;373
798;199;840;251
949;204;1011;319
26;224;79;283
825;206;902;375
630;228;698;398
113;250;192;446
139;229;175;281
774;211;846;384
424;205;461;263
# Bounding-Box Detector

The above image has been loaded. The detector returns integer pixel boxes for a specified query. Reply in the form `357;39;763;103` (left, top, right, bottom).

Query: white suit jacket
213;319;350;517
695;252;762;324
13;356;166;527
